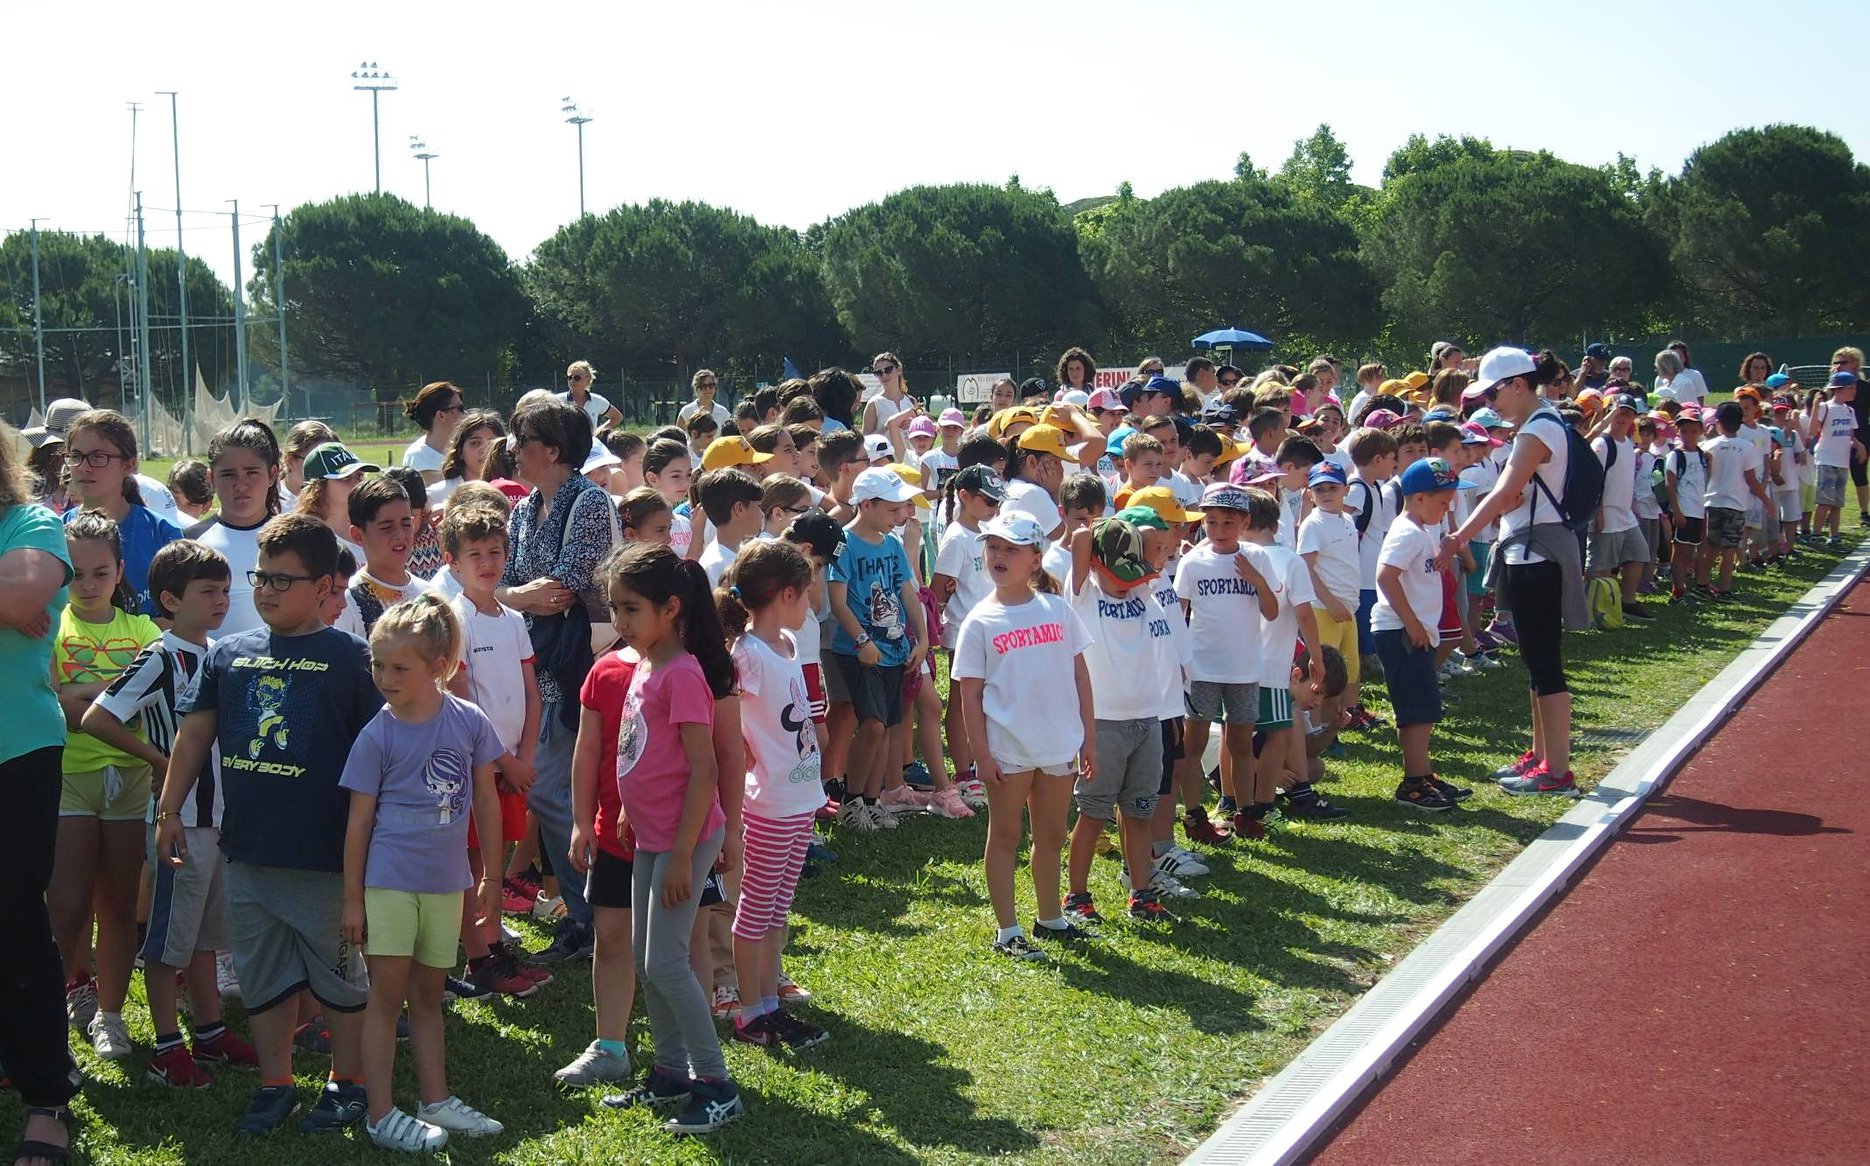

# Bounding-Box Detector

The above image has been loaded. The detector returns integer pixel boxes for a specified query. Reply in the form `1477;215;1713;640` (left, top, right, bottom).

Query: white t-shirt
187;515;266;639
1041;539;1072;593
343;568;438;633
429;563;464;601
1370;517;1443;646
732;631;824;819
1592;435;1638;533
918;448;958;493
952;592;1093;771
1070;576;1183;721
1254;542;1316;688
1741;423;1772;492
1666;447;1709;519
1499;407;1570;565
1173;542;1269;684
1814;400;1858;469
1703;434;1755;511
933;523;993;650
1458;458;1501;537
1667;368;1709;406
1347;477;1399;588
700;539;739;588
1167;469;1203;508
1296;508;1359;610
1277;489;1304;549
1776;430;1805;496
402;438;445;475
670;512;693;558
1002;478;1063;538
676;399;732;428
1632;449;1663;521
559;390;616;425
450;595;533;753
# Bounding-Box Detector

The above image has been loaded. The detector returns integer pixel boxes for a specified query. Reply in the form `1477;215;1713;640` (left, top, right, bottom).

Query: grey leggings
632;829;727;1081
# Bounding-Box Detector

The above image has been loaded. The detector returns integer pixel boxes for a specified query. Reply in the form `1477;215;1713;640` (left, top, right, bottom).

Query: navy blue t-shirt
181;625;382;872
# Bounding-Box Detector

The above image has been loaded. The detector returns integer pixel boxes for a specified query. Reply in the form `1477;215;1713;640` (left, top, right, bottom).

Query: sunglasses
566;374;587;382
436;402;464;415
875;364;898;375
697;380;718;389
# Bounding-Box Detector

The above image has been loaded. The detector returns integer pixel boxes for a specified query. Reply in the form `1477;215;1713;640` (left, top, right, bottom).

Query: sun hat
888;463;932;508
1764;373;1792;390
1585;342;1612;362
976;513;1047;546
1308;462;1349;488
1470;347;1539;397
1828;370;1857;389
952;464;1008;502
1016;424;1074;460
1397;456;1477;495
1212;434;1249;468
1459;422;1502;447
1468;407;1514;430
1086;388;1127;414
580;445;622;477
703;435;776;472
303;442;379;481
1020;377;1049;400
1125;485;1204;525
1362;408;1403;431
1113;505;1168;531
850;466;921;504
987;406;1040;439
937;407;968;429
1676;405;1705;426
1057;389;1091;409
1733;385;1764;404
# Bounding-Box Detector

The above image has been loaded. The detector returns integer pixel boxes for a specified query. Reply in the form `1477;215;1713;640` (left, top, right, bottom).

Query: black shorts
1502;559;1568;697
1853;457;1868;489
1673;516;1705;546
1159;716;1184;796
585;849;634;910
832;654;906;727
1373;629;1443;727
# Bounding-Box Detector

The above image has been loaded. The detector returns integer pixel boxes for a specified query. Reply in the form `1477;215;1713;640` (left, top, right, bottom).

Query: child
1424;422;1478;672
1111;433;1166;508
696;468;766;586
1809;372;1864;546
827;469;929;831
61;408;181;614
599;428;647;496
293;441;378;565
1297;462;1361;735
922;409;967;493
933;465;1005;796
384;466;442;581
1769;398;1806;557
813;430;865;523
340;596;507;1151
52;513;163;1059
344;474;437;634
1272;435;1323;546
81;541;257;1084
1045;473;1107;586
190;419;285;638
168;458;215;522
1370;458;1476;810
1175;483;1278;839
1632;416;1667;592
719;542;832;1051
759;475;814;539
1664;408;1710;601
619;486;675;546
1733;388;1775;568
1343;427;1400;729
589;544;746;1134
953;514;1096;958
644;439;696;556
1241;489;1329;827
1702;402;1767;599
156;513;382;1135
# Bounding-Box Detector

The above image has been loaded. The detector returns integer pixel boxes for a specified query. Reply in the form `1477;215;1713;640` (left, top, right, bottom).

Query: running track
1311;576;1870;1165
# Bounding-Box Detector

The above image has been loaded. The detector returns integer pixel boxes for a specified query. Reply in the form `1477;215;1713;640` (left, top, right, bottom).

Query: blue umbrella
1192;327;1272;350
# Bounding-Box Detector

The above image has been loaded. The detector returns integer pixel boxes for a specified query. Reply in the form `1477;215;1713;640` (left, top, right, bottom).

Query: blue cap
1145;375;1182;398
1307;462;1348;488
1468;407;1513;430
1764;373;1791;389
1104;424;1137;456
1831;370;1858;388
1397;456;1476;495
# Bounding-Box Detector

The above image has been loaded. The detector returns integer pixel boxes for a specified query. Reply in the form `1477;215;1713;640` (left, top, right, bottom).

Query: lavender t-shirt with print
340;693;504;894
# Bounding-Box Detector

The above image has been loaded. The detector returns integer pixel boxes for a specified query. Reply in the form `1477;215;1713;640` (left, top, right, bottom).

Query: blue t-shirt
828;524;914;666
0;504;73;765
339;694;504;894
66;504;181;617
182;625;382;872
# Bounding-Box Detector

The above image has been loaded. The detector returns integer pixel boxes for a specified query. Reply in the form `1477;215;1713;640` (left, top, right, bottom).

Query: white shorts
1776;491;1802;523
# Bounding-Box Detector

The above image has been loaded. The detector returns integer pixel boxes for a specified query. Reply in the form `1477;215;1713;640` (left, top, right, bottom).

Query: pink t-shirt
615;652;722;853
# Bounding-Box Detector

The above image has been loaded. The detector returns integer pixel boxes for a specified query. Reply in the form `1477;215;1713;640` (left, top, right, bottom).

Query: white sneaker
216;950;242;1001
88;1011;133;1060
1154;849;1209;880
1168;845;1210;872
418;1095;504;1137
868;801;898;830
1471;652;1504;670
1124;869;1200;899
956;777;989;809
838;800;879;831
367;1107;449;1153
532;892;567;921
66;980;98;1029
553;1040;632;1087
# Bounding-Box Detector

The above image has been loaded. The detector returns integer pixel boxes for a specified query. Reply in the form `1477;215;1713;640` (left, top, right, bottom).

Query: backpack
1348;478;1399;538
1653;448;1707;512
1526;412;1605;532
1588;575;1624;630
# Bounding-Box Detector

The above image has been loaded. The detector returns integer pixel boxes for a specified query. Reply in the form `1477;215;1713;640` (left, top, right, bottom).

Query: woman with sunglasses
861;352;913;436
1440;347;1589;801
402;381;468;486
562;360;623;429
677;368;731;430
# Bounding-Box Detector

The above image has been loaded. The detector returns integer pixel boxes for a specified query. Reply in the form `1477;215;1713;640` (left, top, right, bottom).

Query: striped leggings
731;811;816;941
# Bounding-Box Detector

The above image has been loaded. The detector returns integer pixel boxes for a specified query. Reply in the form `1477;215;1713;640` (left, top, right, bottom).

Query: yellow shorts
1311;604;1361;692
363;887;463;968
60;765;153;821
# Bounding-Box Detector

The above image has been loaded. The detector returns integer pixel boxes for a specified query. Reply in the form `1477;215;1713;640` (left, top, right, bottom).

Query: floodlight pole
265;205;288;413
351;63;399;193
134;193;154;445
230;200;249;399
562;99;594;217
158;90;189;415
410;136;438;208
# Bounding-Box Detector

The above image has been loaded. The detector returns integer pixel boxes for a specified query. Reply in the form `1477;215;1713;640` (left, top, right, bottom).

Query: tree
1276;124;1360;212
249;194;528;399
1382;133;1496;184
1661;124;1870;334
1364;148;1670;348
816;183;1103;365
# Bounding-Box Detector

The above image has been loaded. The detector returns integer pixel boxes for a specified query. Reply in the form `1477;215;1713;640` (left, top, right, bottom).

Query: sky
5;0;1866;292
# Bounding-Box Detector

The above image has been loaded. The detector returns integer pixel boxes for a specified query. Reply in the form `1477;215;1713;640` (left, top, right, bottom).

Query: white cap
1470;346;1539;397
863;434;893;462
851;466;922;504
976;513;1047;546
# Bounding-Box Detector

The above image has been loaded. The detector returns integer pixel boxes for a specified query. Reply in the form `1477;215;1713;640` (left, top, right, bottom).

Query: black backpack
1525;412;1605;532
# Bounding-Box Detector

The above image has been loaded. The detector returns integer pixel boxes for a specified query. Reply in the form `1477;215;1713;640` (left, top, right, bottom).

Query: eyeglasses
567;373;588;382
436;402;464;415
697;380;718;389
247;569;315;592
64;449;127;468
780;504;811;516
513;432;542;447
875;364;898;375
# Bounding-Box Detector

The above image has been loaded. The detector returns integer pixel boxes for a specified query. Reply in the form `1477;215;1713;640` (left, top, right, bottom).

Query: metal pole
423;157;430;207
230;200;249;400
267;206;288;414
29;219;46;410
159;91;189;423
135;193;154;448
372;90;382;193
577;121;586;217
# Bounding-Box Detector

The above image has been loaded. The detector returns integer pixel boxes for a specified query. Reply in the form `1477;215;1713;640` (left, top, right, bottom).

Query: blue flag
783;355;802;381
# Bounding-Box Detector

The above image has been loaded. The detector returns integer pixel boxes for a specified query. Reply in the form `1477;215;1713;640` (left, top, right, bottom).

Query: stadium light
409;135;439;209
561;97;594;218
351;61;399;193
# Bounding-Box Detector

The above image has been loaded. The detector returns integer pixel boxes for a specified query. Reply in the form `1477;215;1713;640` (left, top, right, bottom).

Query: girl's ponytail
676;558;736;698
715;540;811;646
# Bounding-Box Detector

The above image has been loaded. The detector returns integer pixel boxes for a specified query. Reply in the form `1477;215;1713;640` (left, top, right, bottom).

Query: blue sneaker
901;760;933;789
666;1076;744;1134
600;1066;693;1111
237;1085;299;1135
299;1080;367;1132
805;840;838;865
535;916;594;963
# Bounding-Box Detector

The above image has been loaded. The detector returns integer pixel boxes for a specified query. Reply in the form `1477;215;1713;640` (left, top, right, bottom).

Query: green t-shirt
54;604;161;774
0;504;73;766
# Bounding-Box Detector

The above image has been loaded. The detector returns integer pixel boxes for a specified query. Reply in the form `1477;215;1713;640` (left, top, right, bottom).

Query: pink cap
1086;387;1127;413
937;407;967;428
906;416;938;439
1363;408;1403;431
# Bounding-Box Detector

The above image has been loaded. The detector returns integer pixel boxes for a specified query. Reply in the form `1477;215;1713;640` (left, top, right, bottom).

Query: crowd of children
9;342;1862;1148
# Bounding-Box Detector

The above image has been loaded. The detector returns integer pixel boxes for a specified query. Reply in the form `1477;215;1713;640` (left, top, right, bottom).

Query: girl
718;542;830;1051
932;465;1005;807
758;476;813;538
51;513;161;1059
619;487;675;546
167;458;215;522
433;409;506;511
590;544;745;1133
62;409;181;614
278;420;337;510
599;429;647;496
643;439;695;557
294;443;370;564
952;513;1096;960
340;595;506;1152
193;419;283;637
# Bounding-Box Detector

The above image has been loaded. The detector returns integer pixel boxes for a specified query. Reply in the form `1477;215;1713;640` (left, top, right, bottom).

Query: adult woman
1442;348;1588;800
401;380;466;484
22;431;73;516
431;409;506;510
278;420;336;510
495;399;616;962
1833;347;1870;520
560;360;622;429
808;367;862;433
862;352;913;435
1655;342;1708;407
0;425;80;1166
677;368;732;429
1737;352;1774;387
1055;347;1096;397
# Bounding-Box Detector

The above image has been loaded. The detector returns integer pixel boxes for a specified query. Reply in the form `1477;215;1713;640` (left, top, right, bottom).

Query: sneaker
1062;892;1105;926
1486;618;1519;645
65;979;97;1029
504;949;554;986
88;1012;132;1060
192;1029;259;1067
365;1106;448;1153
1706;587;1737;602
443;973;491;1002
901;759;934;789
955;776;988;809
1492;749;1540;781
710;985;740;1020
535;917;594;963
237;1084;300;1135
1121;869;1199;899
600;1067;693;1110
1829;535;1845;548
1229;811;1268;841
927;786;975;819
417;1095;503;1137
993;932;1047;960
1166;844;1210;871
1621;602;1655;622
1182;813;1233;846
1426;775;1473;803
1032;920;1095;942
554;1040;633;1087
500;879;535;914
776;973;810;1004
1154;848;1209;880
1393;778;1456;812
292;1021;331;1054
1500;762;1583;798
1284;792;1352;820
469;954;540;999
666;1076;744;1135
299;1079;368;1132
215;950;242;1001
1471;651;1504;670
877;784;932;815
837;799;883;832
1128;889;1176;922
804;840;839;865
532;892;568;922
731;1012;781;1048
768;1008;830;1051
147;1043;212;1088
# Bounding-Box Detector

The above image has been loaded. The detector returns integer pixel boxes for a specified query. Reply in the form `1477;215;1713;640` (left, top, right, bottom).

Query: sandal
14;1106;71;1165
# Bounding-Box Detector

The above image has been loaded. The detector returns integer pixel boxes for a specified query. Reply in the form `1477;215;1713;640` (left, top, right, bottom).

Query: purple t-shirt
339;693;504;893
616;652;721;853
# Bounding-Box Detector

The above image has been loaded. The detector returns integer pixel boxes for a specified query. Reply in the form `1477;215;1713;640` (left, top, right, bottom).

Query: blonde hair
369;593;462;682
759;474;811;516
0;423;33;510
443;480;511;517
568;359;597;382
282;420;337;461
440;503;510;557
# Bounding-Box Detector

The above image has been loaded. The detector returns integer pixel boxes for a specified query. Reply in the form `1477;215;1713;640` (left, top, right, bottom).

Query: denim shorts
1373;629;1442;728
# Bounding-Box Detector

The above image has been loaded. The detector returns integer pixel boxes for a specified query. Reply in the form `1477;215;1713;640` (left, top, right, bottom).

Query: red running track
1312;576;1870;1166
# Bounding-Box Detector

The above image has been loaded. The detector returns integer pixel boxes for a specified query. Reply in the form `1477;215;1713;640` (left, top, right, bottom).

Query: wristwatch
854;633;873;647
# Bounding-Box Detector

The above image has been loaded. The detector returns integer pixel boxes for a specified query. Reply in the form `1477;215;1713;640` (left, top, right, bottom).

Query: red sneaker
147;1043;212;1088
501;879;535;915
1182;813;1233;846
192;1029;259;1067
1229;812;1268;841
470;954;540;999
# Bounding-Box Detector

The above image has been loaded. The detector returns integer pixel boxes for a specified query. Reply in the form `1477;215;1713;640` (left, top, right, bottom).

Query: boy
1045;474;1108;585
1370;458;1476;810
1343;427;1400;729
156;514;384;1134
1769;397;1806;557
1733;387;1775;567
1272;435;1323;547
1180;425;1223;486
1174;483;1278;841
1423;423;1480;672
81;541;257;1086
696;468;766;586
1809;371;1865;546
1138;414;1201;507
1664;407;1710;601
168;459;215;522
1588;395;1654;621
1297;462;1361;734
343;475;435;634
1701;401;1768;599
1231;409;1287;485
827;468;929;830
1111;433;1167;508
1240;489;1327;829
1347;362;1386;420
684;412;721;462
1282;647;1351;814
814;429;865;523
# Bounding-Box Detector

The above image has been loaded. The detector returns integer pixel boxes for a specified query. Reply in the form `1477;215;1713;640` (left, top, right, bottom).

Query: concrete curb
1184;543;1870;1166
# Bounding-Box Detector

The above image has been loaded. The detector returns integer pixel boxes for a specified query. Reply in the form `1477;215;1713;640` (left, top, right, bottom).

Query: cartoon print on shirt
425;748;470;824
249;673;290;759
616;686;647;780
778;673;822;786
866;580;904;641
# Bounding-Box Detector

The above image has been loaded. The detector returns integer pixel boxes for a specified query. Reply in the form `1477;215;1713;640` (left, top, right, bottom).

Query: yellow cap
987;407;1040;440
1212;435;1248;468
1016;423;1074;460
888;462;931;509
700;435;774;472
1125;485;1204;525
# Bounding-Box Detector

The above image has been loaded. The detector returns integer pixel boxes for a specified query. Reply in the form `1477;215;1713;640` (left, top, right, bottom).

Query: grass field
13;534;1859;1164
